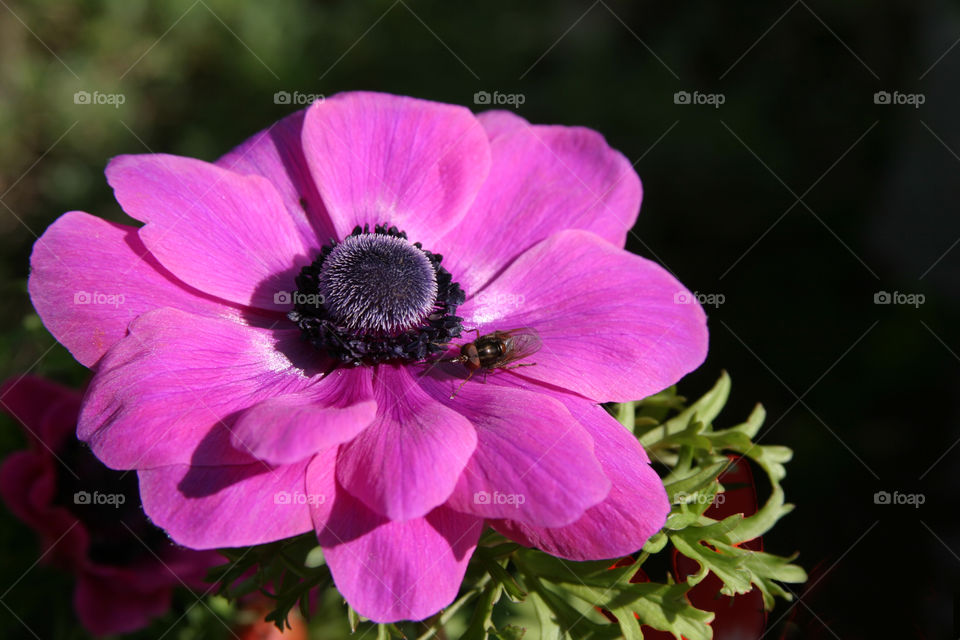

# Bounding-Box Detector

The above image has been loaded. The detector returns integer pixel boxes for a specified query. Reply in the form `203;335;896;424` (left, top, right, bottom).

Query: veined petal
493;392;669;560
107;153;314;310
418;376;610;527
79;308;318;469
439;121;641;293
459;230;709;402
28;212;240;367
138;459;313;549
301;91;491;244
231;368;377;466
308;451;482;623
335;365;477;521
215;107;334;249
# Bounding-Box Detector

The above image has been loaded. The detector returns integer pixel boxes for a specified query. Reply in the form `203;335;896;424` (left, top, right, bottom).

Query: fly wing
498;328;542;364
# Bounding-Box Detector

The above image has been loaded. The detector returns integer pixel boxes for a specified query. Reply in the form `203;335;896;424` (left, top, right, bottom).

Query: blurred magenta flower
0;376;218;636
29;91;708;622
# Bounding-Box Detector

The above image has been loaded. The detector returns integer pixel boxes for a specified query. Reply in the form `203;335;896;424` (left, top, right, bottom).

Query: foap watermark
274;291;325;307
74;291;125;307
873;490;924;508
674;491;726;506
473;90;525;109
473;291;525;310
74;90;126;108
274;91;325;106
274;491;326;506
873;90;925;109
73;490;126;508
673;90;725;108
874;291;924;308
674;290;725;308
474;490;526;508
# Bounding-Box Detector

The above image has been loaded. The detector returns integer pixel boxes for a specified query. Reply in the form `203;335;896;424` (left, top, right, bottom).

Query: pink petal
215;108;336;248
231;368;377;465
476;110;530;139
493;393;669;560
438;122;641;293
335;365;477;521
458;230;709;402
138;458;313;549
107;153;315;310
301;91;491;243
417;376;610;527
79;308;318;469
28;211;240;367
308;451;482;622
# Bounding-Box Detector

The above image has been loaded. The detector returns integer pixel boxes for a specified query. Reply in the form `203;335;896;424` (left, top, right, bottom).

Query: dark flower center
289;225;464;364
321;232;438;333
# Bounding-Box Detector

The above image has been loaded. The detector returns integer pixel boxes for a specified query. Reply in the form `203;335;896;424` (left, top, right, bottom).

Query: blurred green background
1;0;958;637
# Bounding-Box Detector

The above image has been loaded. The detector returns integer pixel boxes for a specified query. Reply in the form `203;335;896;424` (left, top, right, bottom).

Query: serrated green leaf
517;552;631;587
663;459;729;501
728;403;766;439
723;483;794;544
461;580;503;640
550;579;712;640
529;590;564;640
477;548;526;602
516;558;616;640
608;607;643;640
642;531;668;554
517;551;713;640
669;527;806;611
493;624;528;640
635;386;687;424
629;583;713;640
639;372;730;447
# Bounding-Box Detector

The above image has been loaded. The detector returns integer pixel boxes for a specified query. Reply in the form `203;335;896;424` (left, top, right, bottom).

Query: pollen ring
289;224;464;364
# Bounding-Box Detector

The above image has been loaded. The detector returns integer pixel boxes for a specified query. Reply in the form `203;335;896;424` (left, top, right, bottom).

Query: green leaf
493;624;528;640
515;557;616;640
663;459;729;501
639;372;731;447
628;583;714;640
461;580;503;640
641;531;668;554
517;551;712;640
304;545;326;568
608;607;643;640
476;548;526;602
614;400;637;431
669;528;807;610
529;590;564;640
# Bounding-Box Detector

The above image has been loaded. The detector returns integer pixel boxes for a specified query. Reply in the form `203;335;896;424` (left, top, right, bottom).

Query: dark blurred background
1;0;957;637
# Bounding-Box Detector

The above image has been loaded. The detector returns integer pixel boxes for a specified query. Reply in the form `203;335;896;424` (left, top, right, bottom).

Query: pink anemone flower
28;91;708;622
0;376;218;636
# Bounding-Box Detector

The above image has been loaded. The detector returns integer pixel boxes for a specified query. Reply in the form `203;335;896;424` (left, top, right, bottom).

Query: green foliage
202;372;804;639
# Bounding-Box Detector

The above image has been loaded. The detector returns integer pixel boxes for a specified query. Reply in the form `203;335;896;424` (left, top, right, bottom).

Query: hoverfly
442;328;541;398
